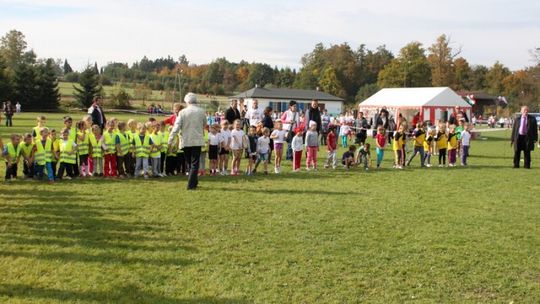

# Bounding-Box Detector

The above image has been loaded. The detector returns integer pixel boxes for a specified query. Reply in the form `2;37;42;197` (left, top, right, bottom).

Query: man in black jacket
305;99;322;134
510;106;538;168
225;99;241;124
89;96;106;130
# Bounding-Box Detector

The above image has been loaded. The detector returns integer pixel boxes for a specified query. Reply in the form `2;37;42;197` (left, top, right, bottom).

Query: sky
0;0;539;71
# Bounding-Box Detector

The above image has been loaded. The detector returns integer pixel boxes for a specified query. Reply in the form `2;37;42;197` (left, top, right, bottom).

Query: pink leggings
306;146;318;168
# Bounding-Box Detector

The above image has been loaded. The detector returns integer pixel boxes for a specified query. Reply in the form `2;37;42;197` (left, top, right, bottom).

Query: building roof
231;87;344;102
359;87;471;108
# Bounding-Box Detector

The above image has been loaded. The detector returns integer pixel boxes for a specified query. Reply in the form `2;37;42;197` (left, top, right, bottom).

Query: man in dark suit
225;99;240;124
89;96;106;130
511;106;538;168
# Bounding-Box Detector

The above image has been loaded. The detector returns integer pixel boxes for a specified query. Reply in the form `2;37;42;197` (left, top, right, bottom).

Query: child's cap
295;127;303;134
309;120;317;128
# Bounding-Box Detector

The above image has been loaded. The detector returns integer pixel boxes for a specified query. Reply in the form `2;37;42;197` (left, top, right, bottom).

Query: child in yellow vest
103;120;119;177
116;122;131;178
392;125;405;169
3;134;21;181
32;115;47;142
57;128;77;180
406;123;426;167
89;125;104;177
126;119;138;176
50;129;60;177
158;121;168;175
199;126;209;176
19;133;36;178
165;126;179;176
447;124;459;167
423;128;436;167
436;124;448;167
148;121;163;177
35;128;55;182
76;121;90;177
133;123;153;179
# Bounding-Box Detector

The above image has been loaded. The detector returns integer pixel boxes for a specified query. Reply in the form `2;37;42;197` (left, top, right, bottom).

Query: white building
231;87;344;115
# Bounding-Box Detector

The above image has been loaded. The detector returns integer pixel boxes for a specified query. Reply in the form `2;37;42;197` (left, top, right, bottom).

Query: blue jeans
376;148;384;167
35;162;55;181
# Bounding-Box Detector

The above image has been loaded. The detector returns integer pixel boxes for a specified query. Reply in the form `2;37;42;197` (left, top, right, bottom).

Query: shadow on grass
0;284;248;304
0;194;197;267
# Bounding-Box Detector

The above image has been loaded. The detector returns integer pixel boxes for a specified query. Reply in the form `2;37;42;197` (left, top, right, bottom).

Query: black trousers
177;153;186;173
5;163;17;179
513;135;531;168
57;162;75;178
165;155;178;175
183;146;201;190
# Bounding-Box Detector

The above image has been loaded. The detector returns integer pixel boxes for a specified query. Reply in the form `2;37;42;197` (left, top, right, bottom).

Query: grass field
0;112;539;303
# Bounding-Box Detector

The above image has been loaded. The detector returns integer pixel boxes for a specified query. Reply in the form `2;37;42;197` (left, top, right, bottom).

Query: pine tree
36;58;60;109
0;56;11;102
12;62;38;109
93;62;99;74
63;59;73;74
74;65;101;107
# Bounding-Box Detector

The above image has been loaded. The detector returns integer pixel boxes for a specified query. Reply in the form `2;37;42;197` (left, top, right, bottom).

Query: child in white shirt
219;120;231;175
230;119;245;175
255;127;271;175
291;128;304;172
460;123;472;166
270;121;287;173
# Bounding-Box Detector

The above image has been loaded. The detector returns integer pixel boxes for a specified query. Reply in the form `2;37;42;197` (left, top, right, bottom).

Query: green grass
0;113;539;303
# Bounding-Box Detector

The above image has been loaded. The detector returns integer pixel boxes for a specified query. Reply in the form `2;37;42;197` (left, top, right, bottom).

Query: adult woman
3;101;14;127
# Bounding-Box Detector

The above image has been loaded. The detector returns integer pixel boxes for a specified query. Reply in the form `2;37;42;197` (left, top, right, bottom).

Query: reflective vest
149;133;162;158
134;135;151;158
77;131;90;155
6;143;20;160
437;133;448;150
33;126;43;142
126;130;138;153
59;140;77;164
117;132;131;156
67;127;77;142
160;131;170;153
35;139;53;165
447;133;458;150
202;131;209;152
88;134;103;158
52;138;61;161
103;132;117;155
19;143;35;158
167;134;178;156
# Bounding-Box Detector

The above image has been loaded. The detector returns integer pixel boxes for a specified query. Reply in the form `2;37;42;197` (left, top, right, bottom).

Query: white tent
358;87;471;123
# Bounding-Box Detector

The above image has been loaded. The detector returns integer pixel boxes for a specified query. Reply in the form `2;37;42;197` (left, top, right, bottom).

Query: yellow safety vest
33;126;43;142
52;138;61;161
88;134;103;158
19;143;35;158
134;135;151;158
67;127;77;142
6;143;20;159
103;132;117;155
77;131;90;155
35;138;53;165
167;134;179;156
160;131;170;153
59;140;77;164
149;133;162;158
202;131;208;152
117;132;131;156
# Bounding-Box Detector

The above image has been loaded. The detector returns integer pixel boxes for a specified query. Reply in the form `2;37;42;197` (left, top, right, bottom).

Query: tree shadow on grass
0;193;198;267
0;284;248;304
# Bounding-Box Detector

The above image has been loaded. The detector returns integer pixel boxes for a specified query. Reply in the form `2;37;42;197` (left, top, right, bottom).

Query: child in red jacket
324;126;337;169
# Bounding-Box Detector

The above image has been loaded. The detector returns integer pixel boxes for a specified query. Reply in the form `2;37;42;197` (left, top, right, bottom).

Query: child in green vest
116;122;131;178
89;125;104;177
34;128;55;182
134;123;153;179
57;128;77;180
19;133;36;178
3;134;21;181
76;121;90;177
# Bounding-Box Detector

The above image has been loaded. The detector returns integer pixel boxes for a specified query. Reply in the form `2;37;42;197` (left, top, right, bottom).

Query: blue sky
1;0;538;71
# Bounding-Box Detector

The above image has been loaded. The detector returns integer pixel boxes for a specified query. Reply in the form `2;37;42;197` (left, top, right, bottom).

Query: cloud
0;0;538;71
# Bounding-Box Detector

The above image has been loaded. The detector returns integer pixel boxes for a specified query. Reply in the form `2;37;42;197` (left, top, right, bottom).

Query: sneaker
332;166;336;170
305;167;311;171
64;176;72;180
438;164;444;167
425;164;432;167
365;167;369;171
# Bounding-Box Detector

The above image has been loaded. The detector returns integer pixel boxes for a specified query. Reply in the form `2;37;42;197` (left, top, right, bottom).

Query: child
356;143;371;170
436;124;448;167
460;123;471;166
32;115;47;142
342;145;356;169
177;136;187;175
133;123;153;179
89;125;104;177
63;116;79;176
255;127;271;175
375;126;386;169
392;125;405;169
148;121;163;177
219;120;231;175
230;119;245;175
406;123;426;167
305;120;319;171
423;128;436;167
165;127;179;176
3;134;21;181
76;121;90;177
291;127;304;172
199;125;209;176
208;124;220;176
34;128;55;182
246;126;258;175
270;120;287;174
447;124;458;167
126;119;139;176
50;129;60;177
116;122;131;178
19;133;36;178
324;126;337;169
159;121;168;175
103;121;119;177
339;123;350;148
57;128;77;180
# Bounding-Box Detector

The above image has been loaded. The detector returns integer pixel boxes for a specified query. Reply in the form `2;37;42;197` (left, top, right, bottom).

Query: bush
109;87;132;109
64;72;80;83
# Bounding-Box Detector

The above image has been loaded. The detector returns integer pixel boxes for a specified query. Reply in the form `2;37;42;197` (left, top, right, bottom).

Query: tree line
1;29;539;111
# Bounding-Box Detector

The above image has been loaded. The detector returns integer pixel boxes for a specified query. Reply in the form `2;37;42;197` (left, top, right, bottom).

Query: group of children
1;114;474;182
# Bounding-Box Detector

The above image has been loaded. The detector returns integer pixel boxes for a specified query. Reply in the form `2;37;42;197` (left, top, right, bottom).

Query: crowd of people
2;94;501;185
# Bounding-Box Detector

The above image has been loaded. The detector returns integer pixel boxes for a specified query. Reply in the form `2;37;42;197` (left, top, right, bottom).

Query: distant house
230;87;344;115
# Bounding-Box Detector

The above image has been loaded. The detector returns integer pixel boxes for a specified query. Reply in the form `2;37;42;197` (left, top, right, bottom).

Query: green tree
319;67;344;96
355;83;379;103
12;62;38;109
469;65;488;90
485;61;511;95
109;85;132;109
36;58;60;109
361;45;394;85
0;29;28;73
0;56;11;102
63;59;73;74
453;57;472;90
378;42;431;88
428;34;458;87
74;65;102;107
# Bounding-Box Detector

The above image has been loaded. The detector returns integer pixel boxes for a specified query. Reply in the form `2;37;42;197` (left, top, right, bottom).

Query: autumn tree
378;42;431;88
428;34;460;87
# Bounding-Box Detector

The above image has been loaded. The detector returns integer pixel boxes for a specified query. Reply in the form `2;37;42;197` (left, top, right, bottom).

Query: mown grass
0;113;539;303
